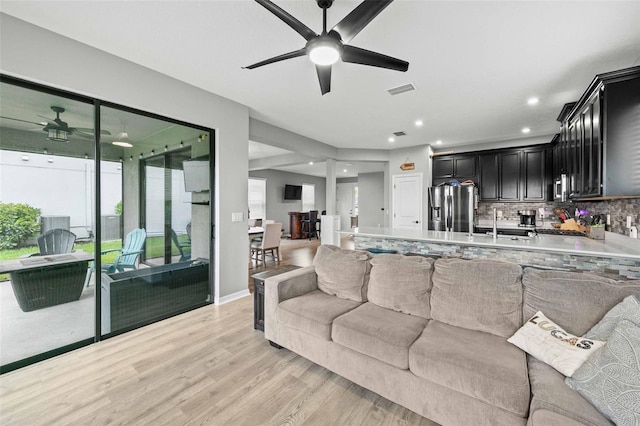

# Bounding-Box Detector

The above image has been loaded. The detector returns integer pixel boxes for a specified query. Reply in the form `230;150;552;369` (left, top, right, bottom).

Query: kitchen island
340;227;640;279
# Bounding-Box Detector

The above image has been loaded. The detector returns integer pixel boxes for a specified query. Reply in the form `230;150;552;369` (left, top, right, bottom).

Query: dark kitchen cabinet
553;66;640;198
477;146;550;202
479;150;522;201
522;147;549;201
432;154;477;185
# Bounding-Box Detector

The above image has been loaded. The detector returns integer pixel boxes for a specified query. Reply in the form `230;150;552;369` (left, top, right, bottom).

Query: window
248;178;266;220
302;183;315;212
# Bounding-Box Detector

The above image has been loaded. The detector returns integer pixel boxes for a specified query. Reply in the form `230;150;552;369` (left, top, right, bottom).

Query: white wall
357;172;385;228
0;13;250;302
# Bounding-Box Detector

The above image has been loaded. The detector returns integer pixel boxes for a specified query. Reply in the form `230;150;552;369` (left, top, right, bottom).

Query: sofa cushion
522;268;640;336
430;258;523;338
585;295;640;341
529;409;590;426
332;302;428;369
528;357;612;426
409;320;530;417
313;245;371;302
566;320;640;425
367;254;434;319
278;290;361;340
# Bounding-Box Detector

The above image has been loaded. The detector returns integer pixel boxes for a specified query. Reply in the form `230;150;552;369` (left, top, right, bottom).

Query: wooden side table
252;265;301;331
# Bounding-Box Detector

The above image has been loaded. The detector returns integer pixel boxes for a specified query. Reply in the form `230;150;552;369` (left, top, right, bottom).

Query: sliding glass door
0;79;96;370
0;75;215;371
99;105;212;337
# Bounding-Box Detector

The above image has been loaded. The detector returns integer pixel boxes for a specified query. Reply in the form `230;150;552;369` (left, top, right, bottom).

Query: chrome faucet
492;207;497;240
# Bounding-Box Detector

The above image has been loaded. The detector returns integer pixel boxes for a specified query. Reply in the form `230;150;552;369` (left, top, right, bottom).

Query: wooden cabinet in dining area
288;212;305;239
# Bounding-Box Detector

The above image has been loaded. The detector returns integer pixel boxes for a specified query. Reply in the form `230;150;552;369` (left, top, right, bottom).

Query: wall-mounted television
284;184;302;200
183;158;209;192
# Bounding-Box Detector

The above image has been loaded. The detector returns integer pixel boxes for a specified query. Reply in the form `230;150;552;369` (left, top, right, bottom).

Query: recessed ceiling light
309;161;314;165
527;97;539;105
522;127;531;134
343;169;347;173
435;140;443;145
388;137;395;143
415;119;423;127
346;163;353;166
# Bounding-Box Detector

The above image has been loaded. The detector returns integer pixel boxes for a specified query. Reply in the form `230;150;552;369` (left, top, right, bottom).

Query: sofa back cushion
367;254;434;319
522;268;640;336
313;245;372;302
430;258;523;338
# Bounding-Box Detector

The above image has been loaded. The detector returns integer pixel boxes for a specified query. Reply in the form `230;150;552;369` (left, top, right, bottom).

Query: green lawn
0;235;189;281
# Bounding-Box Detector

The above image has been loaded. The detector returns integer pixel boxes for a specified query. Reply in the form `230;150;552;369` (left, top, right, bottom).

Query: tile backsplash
477;198;640;236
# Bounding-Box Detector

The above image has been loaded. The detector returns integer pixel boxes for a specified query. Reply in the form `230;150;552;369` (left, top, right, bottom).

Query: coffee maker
518;210;536;228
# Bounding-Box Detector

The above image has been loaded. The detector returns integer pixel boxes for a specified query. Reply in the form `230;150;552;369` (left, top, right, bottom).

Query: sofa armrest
264;265;317;343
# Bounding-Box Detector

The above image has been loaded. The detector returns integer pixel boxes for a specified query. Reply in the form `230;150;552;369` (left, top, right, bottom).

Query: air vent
387;83;416;96
393;131;407;137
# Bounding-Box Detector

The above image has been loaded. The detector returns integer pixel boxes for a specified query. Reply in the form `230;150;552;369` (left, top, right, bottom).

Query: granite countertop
340;227;640;260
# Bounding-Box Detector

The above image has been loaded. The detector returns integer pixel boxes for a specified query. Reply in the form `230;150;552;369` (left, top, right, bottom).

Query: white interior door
336;183;356;230
392;173;423;230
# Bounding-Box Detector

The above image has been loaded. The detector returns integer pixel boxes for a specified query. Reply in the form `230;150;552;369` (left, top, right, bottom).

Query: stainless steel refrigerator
428;185;477;233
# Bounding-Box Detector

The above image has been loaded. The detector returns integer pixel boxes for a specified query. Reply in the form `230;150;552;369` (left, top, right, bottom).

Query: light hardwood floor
1;236;437;425
0;295;437;426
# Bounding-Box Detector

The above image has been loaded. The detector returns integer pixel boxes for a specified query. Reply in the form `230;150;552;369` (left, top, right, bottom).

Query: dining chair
84;228;146;287
250;222;282;266
316;210;326;234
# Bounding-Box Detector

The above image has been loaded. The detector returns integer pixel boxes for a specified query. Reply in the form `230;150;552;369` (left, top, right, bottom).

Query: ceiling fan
0;106;110;142
243;0;409;95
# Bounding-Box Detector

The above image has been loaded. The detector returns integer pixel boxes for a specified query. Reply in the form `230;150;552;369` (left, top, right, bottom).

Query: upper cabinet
432;154;477;185
554;66;640;198
434;145;550;203
477;146;549;202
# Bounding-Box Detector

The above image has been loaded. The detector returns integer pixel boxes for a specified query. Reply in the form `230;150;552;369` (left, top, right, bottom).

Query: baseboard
216;289;250;305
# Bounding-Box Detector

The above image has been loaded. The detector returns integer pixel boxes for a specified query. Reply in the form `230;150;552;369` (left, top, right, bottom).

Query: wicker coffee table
0;251;93;312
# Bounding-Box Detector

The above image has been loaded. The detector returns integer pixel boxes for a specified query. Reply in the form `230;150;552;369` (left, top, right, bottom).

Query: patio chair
84;228;147;287
34;228;76;255
171;229;191;262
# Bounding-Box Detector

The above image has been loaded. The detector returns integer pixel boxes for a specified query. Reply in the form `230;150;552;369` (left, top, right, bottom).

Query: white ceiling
1;1;639;167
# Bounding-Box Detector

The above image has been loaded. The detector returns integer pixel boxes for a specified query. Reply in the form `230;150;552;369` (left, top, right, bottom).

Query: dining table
248;227;264;267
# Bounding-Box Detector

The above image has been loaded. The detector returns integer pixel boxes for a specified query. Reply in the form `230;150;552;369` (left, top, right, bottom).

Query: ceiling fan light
309;45;340;65
46;128;69;142
112;131;133;148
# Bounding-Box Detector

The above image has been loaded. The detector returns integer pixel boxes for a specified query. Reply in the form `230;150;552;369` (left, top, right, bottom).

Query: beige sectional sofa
264;245;640;425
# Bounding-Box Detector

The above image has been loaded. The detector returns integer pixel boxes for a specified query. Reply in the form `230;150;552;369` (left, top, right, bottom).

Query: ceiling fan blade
255;0;317;41
0;115;46;126
331;0;393;44
316;65;332;95
36;115;58;125
243;48;307;69
74;127;112;136
342;45;408;71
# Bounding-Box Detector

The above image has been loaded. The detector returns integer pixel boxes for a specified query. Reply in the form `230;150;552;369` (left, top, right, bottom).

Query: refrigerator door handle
446;194;453;231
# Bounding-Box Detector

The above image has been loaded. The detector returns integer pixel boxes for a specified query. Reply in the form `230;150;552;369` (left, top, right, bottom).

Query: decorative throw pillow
585;295;640;341
508;311;605;377
566;320;640;425
367;254;434;319
313;245;371;302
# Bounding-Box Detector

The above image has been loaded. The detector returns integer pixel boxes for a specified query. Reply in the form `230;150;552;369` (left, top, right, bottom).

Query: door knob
414;221;419;224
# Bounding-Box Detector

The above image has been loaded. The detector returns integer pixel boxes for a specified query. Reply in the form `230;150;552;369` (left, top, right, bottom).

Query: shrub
0;203;41;249
115;200;122;215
